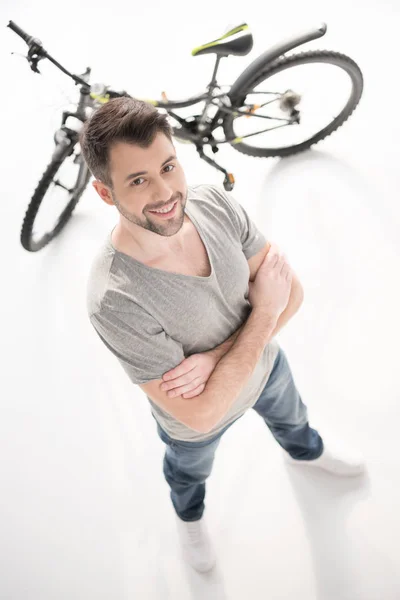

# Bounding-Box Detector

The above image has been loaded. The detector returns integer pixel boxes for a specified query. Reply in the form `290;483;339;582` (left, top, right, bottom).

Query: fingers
281;262;292;280
163;376;203;397
280;253;289;274
271;247;291;274
264;242;280;267
276;253;286;269
162;363;196;383
182;383;206;399
266;243;288;267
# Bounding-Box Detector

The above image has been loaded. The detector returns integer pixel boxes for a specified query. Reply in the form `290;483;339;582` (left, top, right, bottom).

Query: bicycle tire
20;145;91;252
223;50;363;157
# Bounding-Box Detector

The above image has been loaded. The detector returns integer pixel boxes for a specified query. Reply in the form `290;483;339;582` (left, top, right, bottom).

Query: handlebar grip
7;20;34;45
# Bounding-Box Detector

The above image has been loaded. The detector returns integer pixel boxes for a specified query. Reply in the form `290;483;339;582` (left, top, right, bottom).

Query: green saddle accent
192;23;253;57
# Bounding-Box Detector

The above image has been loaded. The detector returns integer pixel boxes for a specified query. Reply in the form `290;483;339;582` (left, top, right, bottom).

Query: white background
1;1;400;598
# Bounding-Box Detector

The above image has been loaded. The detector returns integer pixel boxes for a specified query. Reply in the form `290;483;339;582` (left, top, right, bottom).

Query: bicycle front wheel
21;144;91;252
223;50;363;157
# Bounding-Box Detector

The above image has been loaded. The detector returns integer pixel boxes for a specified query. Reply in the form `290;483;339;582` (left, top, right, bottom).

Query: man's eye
130;165;174;187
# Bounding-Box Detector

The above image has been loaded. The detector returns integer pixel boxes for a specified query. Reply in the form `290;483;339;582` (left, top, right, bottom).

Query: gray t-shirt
87;183;280;442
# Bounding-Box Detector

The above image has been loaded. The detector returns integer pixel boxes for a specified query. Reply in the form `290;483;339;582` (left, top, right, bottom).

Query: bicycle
7;20;363;252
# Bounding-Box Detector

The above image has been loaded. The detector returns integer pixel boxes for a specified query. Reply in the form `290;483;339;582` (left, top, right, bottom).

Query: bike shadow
259;147;399;244
261;147;363;185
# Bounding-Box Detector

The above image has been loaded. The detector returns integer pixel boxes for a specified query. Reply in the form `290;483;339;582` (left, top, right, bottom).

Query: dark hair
80;97;173;187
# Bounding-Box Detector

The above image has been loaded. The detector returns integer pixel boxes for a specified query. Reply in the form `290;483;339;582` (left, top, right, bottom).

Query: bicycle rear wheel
20;143;91;252
223;50;363;157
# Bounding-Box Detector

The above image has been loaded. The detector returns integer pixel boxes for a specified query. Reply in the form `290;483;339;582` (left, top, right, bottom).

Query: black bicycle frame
154;63;290;146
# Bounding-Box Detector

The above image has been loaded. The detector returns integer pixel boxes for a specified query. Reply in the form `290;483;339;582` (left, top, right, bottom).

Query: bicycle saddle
192;23;253;58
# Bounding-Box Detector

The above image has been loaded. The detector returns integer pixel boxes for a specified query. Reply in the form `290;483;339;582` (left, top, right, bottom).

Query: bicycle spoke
236;110;290;122
241;90;282;95
231;122;291;142
214;121;291;144
31;153;82;242
215;100;289;121
228;60;353;149
53;180;73;192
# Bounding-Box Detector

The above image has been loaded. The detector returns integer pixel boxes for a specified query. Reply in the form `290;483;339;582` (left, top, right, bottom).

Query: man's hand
160;352;219;398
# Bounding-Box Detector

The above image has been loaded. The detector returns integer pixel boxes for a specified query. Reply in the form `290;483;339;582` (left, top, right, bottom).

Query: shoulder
89;301;162;337
86;237;144;318
86;240;115;317
187;182;238;222
188;182;229;203
187;183;246;239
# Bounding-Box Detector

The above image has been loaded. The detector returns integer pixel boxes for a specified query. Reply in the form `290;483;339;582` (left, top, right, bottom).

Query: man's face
99;132;188;238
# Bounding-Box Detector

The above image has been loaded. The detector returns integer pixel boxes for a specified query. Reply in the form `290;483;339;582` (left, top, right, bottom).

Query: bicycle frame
142;54;291;148
148;55;227;135
55;55;231;149
56;52;290;188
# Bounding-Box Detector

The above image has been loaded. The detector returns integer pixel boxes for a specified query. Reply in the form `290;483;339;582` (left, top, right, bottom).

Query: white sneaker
175;515;216;572
283;436;366;477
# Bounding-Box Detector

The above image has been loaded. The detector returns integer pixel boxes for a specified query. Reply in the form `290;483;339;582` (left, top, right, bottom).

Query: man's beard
111;189;187;237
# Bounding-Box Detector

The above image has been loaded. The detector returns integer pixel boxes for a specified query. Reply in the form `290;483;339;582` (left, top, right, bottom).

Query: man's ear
92;180;114;206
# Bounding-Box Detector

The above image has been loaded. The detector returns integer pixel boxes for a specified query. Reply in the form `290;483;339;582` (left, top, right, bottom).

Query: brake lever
25;40;45;74
29;56;41;73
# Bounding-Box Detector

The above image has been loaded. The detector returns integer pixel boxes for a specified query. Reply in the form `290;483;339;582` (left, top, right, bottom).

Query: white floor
2;0;400;598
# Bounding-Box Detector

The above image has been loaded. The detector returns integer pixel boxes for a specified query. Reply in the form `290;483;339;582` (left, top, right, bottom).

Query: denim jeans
155;346;324;522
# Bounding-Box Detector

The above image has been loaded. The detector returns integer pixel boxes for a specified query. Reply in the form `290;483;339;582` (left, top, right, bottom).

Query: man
81;97;365;573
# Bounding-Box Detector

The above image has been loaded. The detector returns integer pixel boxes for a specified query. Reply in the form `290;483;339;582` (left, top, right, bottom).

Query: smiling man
81;97;365;573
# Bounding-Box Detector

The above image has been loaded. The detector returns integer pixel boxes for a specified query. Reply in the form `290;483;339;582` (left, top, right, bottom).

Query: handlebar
7;20;131;98
7;20;35;45
7;20;94;87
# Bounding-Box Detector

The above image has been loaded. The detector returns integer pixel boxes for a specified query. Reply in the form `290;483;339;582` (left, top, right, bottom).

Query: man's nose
154;177;174;204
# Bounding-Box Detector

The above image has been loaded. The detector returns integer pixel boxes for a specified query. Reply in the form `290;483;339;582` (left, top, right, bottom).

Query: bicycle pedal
223;173;235;191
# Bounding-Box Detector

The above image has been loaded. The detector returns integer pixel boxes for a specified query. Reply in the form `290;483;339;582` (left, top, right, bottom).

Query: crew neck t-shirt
87;183;280;442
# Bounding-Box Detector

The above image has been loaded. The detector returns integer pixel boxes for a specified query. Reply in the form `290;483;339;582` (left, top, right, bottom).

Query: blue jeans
155;346;324;522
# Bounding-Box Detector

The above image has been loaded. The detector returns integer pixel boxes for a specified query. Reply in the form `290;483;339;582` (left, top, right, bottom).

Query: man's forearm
207;323;245;362
197;308;278;433
208;289;304;362
268;289;304;337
